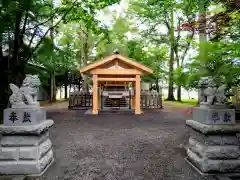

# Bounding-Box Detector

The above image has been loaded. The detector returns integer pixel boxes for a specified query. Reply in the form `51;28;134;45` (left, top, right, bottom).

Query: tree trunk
53;71;56;101
156;78;159;93
198;13;207;63
49;71;56;102
0;9;24;118
79;30;89;93
188;90;190;99
0;57;11;121
197;0;207;104
166;4;175;101
197;90;201;105
177;86;181;101
12;10;25;87
50;72;53;102
64;71;68;99
13;12;23;63
83;75;88;93
198;0;207;68
59;87;61;99
48;0;56;102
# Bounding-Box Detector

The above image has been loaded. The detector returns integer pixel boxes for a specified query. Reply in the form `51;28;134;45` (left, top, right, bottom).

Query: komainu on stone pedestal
198;76;229;108
9;74;41;108
186;76;240;174
0;74;54;176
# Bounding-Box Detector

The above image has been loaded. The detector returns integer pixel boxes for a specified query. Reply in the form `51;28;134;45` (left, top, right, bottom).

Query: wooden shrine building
80;52;153;115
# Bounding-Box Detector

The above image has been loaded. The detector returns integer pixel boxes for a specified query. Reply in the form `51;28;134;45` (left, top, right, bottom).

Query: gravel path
31;104;216;180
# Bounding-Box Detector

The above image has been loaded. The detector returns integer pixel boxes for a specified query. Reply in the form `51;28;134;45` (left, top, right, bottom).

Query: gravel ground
29;104;216;180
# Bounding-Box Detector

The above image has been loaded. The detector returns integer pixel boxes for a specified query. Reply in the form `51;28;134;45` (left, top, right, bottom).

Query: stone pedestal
4;107;46;126
192;107;235;125
186;109;240;173
0;108;54;175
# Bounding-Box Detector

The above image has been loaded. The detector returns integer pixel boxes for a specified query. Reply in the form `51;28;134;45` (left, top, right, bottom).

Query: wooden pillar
131;81;135;109
135;75;141;114
92;74;98;114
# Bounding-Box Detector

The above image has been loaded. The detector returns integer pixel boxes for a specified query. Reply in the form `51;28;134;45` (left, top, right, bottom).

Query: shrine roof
80;53;153;75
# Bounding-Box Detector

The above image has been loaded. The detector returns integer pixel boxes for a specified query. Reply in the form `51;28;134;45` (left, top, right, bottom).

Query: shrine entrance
80;52;153;115
100;82;132;111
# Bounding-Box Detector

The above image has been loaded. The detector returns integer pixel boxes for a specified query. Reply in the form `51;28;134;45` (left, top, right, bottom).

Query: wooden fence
69;91;163;109
68;92;92;109
141;94;163;108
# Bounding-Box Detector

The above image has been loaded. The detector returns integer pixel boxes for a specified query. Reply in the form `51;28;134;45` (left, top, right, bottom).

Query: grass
163;98;197;107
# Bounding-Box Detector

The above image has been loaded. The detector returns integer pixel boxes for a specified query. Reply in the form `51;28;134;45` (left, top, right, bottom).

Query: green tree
0;0;121;114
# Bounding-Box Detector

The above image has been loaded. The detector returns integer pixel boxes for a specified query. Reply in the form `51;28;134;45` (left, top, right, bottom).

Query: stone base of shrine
100;108;135;115
84;108;141;115
0;120;54;175
186;120;240;173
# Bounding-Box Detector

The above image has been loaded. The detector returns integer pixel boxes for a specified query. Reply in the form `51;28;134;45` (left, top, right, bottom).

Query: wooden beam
79;53;153;75
80;54;117;73
98;77;136;82
116;54;153;74
90;68;142;75
102;84;128;87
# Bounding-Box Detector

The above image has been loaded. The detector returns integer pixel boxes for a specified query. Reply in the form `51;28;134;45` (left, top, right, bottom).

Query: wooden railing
141;93;163;109
68;91;163;109
68;92;92;109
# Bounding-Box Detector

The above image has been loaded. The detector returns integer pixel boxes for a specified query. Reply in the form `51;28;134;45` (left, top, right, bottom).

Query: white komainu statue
198;76;228;106
9;74;41;108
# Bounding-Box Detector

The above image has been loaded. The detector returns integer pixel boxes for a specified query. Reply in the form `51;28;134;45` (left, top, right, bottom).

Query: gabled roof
80;54;153;74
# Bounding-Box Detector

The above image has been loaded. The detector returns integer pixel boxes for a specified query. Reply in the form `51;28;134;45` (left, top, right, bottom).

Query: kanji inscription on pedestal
224;112;232;122
9;112;18;123
22;112;31;123
212;111;220;123
4;108;46;125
